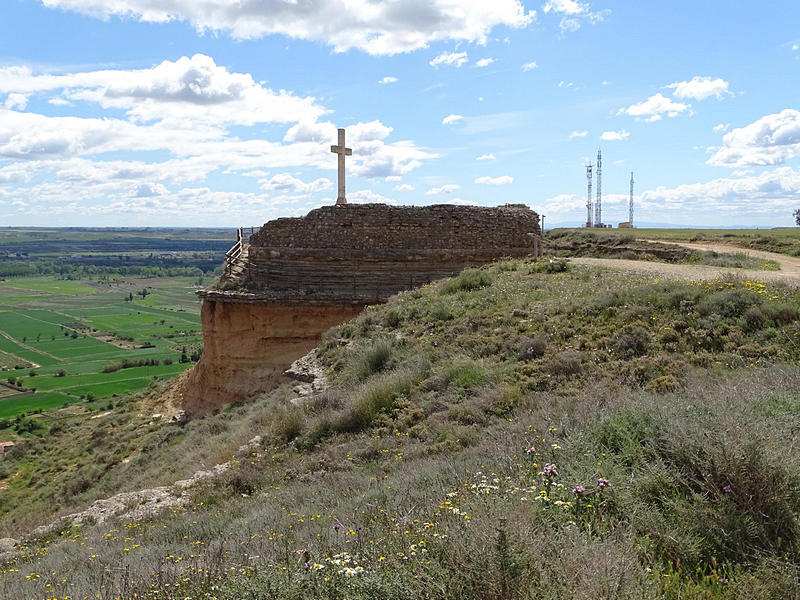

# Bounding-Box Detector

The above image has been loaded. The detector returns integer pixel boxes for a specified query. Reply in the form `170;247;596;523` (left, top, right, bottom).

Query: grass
553;226;800;257
1;258;800;598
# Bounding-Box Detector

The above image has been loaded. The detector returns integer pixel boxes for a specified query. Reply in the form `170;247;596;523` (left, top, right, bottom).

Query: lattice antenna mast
585;162;593;228
629;171;634;227
594;148;602;227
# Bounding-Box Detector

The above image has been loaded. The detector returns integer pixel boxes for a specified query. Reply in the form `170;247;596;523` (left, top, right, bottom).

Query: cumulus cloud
707;109;800;167
379;76;398;84
426;184;460;195
569;130;588;138
667;76;732;100
618;93;691;122
640;167;800;215
259;173;332;194
4;93;28;110
600;129;629;141
543;0;589;15
476;153;496;160
0;56;438;223
348;189;396;204
713;123;730;133
0;54;326;127
442;114;463;125
394;183;414;191
475;58;495;67
475;175;514;185
41;0;535;56
522;61;538;71
430;51;469;68
542;0;607;33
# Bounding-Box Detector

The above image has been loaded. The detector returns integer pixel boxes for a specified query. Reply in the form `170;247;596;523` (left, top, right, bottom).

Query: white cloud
385;175;402;182
569;130;588;139
445;198;478;206
442;114;464;125
394;183;414;191
522;61;538;71
0;56;439;224
430;51;469;68
475;58;495;67
348;189;396;204
558;81;573;88
4;93;28;110
426;184;460;195
476;153;496;161
618;93;691;122
600;129;629;141
378;76;398;84
793;44;799;51
713;123;730;133
542;0;607;33
559;18;581;33
48;97;71;106
640;167;800;215
707;109;800;167
259;173;332;194
0;54;326;128
41;0;535;56
667;76;731;101
543;0;589;15
475;175;514;185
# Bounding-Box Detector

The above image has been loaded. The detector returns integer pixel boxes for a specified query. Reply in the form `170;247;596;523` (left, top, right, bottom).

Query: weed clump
440;268;492;294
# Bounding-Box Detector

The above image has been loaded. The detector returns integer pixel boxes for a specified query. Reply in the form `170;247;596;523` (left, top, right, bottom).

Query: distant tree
795;209;800;226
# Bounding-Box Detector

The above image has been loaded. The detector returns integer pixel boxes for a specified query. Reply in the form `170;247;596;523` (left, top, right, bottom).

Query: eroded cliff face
180;299;362;416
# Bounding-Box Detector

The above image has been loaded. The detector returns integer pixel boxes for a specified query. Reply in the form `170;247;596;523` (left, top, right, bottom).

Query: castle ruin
181;203;542;415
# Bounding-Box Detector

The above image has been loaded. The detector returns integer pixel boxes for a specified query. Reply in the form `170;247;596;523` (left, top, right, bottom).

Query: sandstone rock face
181;298;361;416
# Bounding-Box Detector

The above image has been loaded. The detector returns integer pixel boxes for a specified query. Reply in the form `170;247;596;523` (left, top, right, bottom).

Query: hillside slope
2;258;800;599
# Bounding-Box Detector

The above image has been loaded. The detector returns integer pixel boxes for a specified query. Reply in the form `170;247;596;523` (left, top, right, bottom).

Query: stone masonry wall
236;203;541;302
249;203;539;250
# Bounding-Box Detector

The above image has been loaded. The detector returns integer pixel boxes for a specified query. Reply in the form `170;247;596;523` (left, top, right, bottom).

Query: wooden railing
224;226;259;275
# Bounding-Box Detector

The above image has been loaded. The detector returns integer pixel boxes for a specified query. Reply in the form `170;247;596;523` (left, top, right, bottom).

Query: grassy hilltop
1;256;800;599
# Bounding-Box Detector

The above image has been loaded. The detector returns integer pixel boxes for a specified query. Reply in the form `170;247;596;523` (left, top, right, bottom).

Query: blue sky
0;0;799;228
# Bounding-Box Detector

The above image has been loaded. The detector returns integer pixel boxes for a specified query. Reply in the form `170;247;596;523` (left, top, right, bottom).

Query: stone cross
330;128;352;205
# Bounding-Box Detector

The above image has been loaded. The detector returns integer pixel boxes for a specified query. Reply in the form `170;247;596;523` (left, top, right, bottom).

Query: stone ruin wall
242;203;541;302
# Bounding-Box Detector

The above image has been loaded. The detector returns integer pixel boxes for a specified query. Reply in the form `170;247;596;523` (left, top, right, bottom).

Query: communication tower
629;171;634;227
594;148;602;227
585;162;593;228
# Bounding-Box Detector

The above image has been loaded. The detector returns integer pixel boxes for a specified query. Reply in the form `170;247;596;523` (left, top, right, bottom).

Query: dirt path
568;240;800;287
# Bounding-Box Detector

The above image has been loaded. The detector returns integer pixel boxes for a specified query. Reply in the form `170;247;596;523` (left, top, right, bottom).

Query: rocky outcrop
178;203;543;415
179;297;361;416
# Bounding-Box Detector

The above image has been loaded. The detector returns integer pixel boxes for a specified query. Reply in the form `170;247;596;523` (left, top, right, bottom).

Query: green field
0;276;203;418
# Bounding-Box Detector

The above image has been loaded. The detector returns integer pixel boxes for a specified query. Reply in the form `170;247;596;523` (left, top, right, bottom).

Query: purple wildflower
597;477;610;488
525;446;536;455
543;463;558;478
304;562;311;570
722;485;732;494
572;486;585;495
333;523;343;531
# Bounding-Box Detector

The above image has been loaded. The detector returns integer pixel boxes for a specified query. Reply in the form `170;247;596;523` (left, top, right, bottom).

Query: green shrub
338;370;414;432
518;336;547;360
548;351;583;377
612;327;651;358
698;289;761;318
427;302;453;322
440;268;492;294
271;407;303;443
354;339;395;379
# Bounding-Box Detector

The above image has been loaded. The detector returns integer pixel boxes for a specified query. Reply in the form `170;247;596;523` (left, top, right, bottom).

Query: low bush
440;268;492;294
